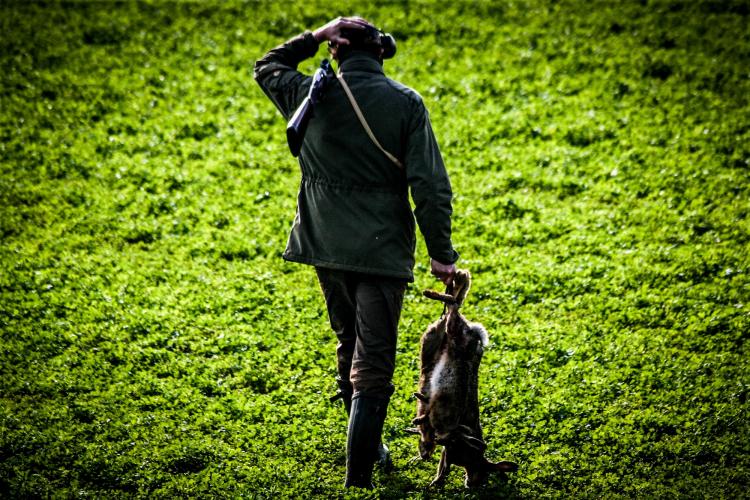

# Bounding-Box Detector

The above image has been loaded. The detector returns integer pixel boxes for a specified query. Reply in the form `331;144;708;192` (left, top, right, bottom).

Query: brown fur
412;270;518;488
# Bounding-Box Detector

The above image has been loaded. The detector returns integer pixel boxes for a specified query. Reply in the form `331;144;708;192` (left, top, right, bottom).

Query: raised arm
254;17;369;119
253;32;317;120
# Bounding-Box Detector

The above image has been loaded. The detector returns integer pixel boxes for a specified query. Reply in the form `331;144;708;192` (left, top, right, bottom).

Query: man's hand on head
430;259;457;286
313;17;370;45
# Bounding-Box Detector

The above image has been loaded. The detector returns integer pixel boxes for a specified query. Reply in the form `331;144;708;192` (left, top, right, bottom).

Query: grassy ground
1;0;749;497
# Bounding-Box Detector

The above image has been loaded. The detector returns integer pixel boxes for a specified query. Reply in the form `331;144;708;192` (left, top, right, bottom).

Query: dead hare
408;270;518;488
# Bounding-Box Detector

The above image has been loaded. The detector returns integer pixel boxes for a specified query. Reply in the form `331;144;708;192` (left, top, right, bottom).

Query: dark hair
332;24;396;61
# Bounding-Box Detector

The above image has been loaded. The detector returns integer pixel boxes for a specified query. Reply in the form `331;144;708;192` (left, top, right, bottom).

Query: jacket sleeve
254;32;319;120
405;98;459;265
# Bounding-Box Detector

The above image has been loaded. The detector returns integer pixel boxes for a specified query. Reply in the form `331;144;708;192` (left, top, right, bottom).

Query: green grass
1;0;749;497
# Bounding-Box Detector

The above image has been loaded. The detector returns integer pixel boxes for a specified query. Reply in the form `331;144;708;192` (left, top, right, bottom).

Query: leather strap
336;72;404;169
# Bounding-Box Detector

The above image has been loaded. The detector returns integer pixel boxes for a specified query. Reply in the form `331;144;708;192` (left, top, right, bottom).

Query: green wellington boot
331;380;392;472
344;394;390;488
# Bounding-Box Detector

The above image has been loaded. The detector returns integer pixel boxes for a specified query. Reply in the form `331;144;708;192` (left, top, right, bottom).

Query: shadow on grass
379;469;522;499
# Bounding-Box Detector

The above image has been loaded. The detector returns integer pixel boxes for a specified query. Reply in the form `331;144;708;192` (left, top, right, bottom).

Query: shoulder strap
336;71;404;169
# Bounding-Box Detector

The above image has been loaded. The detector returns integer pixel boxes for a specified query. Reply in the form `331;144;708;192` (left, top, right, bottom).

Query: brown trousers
316;268;407;399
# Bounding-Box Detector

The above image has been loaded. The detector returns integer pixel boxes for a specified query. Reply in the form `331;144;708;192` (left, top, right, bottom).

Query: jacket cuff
430;248;459;265
295;31;320;60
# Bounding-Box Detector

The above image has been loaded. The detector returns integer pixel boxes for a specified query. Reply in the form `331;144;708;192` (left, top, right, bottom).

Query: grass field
1;0;749;497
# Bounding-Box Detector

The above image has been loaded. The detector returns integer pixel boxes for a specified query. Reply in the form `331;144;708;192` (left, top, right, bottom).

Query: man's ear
328;44;339;61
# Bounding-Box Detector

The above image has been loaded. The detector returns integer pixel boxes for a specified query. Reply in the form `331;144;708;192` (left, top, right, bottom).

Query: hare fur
412;270;518;488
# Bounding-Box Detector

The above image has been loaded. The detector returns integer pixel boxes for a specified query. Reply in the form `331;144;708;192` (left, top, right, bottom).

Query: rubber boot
345;394;390;488
331;380;392;472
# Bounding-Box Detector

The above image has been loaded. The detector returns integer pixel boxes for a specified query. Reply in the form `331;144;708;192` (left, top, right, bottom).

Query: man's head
328;17;396;63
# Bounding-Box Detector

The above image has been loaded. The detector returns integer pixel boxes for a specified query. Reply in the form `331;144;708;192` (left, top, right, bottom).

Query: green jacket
254;32;458;281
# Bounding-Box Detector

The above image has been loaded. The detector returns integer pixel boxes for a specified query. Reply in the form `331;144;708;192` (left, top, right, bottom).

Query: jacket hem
282;253;414;282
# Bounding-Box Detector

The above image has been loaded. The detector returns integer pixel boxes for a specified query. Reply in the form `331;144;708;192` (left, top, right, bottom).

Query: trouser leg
316;268;406;487
350;276;406;398
316;269;406;398
347;275;405;486
316;268;357;401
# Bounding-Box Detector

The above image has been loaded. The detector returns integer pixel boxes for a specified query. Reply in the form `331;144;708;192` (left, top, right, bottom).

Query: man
254;17;458;488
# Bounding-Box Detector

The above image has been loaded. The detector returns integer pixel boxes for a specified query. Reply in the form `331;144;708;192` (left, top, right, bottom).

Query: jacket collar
337;52;384;75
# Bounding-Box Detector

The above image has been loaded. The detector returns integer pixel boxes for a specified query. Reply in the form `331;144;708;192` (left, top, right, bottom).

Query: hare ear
455;425;487;452
405;427;421;435
458;425;487;452
489;460;519;473
464;435;487;452
455;424;475;440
